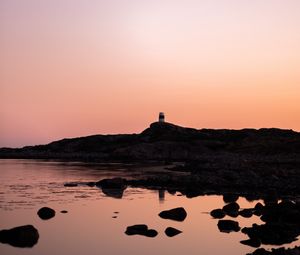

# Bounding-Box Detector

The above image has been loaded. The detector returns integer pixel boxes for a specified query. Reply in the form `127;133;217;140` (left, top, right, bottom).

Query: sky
0;0;300;147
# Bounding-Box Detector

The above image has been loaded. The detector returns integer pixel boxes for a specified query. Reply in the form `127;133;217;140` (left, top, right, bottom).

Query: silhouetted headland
1;122;300;161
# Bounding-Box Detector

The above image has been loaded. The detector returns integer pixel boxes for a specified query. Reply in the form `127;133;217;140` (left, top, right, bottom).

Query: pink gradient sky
1;0;300;147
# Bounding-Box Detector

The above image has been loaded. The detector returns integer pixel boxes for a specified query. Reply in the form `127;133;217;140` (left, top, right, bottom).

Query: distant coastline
1;122;300;161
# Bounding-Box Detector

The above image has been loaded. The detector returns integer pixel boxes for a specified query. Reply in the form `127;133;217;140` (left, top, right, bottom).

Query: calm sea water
0;159;299;255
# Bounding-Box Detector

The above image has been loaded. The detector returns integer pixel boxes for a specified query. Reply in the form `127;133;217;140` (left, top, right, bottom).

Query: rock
210;209;226;219
223;194;239;203
101;188;126;199
240;238;261;248
217;220;240;233
96;178;127;199
0;225;39;248
125;224;158;238
165;227;182;237
226;210;239;218
37;207;55;220
223;202;240;216
64;183;78;187
86;182;95;187
253;202;264;216
145;229;158;237
242;222;300;246
159;207;187;222
247;246;300;255
96;178;127;189
239;209;253;218
60;210;68;214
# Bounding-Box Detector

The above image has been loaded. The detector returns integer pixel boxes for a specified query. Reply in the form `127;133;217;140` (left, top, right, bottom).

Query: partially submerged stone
0;225;39;248
37;207;55;220
210;209;226;219
217;220;240;233
159;207;187;222
165;227;182;237
125;224;158;238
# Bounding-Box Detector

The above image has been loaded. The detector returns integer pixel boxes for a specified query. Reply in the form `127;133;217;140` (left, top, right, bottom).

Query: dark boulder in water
223;202;240;216
223;194;239;203
210;209;226;219
239;209;253;218
253;202;264;216
96;178;127;199
64;183;78;187
165;227;182;237
96;178;127;189
37;207;55;220
159;207;187;222
217;220;240;233
125;224;158;238
101;187;126;199
0;225;39;248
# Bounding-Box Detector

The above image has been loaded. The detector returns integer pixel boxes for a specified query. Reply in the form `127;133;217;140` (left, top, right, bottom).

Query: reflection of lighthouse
159;112;165;123
159;189;165;203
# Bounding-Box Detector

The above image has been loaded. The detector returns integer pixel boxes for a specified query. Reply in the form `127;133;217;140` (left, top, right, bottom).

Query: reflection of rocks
165;227;182;237
96;178;127;199
217;220;240;233
125;224;158;238
159;207;187;222
247;246;300;255
0;225;39;248
37;207;55;220
210;209;225;219
101;188;126;199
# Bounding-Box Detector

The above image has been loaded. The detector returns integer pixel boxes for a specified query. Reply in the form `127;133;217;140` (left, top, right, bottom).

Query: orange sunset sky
0;0;300;147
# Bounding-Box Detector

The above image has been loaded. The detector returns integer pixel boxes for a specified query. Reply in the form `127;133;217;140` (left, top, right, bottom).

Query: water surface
0;160;299;255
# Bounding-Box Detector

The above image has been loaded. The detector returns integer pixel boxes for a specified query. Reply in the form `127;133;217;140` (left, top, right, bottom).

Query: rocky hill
1;122;300;161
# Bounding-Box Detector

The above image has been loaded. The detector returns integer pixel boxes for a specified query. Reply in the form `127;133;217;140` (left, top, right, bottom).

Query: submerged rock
210;209;226;219
217;220;240;233
159;207;187;222
125;224;158;238
0;225;39;248
165;227;182;237
37;207;55;220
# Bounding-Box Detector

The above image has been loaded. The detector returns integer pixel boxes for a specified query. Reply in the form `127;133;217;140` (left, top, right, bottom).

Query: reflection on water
0;159;299;255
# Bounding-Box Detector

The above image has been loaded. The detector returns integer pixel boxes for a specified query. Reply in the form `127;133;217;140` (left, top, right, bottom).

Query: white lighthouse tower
159;112;165;123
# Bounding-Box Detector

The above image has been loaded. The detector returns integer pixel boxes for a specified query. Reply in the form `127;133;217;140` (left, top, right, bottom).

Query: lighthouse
159;112;165;123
